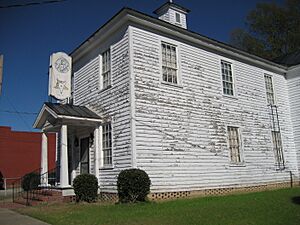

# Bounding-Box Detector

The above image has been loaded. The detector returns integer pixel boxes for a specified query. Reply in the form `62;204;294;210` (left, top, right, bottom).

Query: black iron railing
12;167;59;206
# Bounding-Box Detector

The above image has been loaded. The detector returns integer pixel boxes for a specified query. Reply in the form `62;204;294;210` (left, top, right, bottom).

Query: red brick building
0;126;56;186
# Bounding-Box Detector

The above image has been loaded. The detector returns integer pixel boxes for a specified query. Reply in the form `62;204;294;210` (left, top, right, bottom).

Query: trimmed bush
117;169;151;203
73;174;98;202
22;172;40;191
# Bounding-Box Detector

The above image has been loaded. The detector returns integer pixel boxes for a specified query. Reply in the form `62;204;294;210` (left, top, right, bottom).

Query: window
175;12;181;23
227;127;242;163
162;42;178;84
102;123;112;166
221;61;234;96
102;49;111;89
272;131;284;168
264;74;275;105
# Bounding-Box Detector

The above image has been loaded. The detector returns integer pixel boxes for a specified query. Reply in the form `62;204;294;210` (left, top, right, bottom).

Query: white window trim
159;38;182;87
226;126;244;166
270;130;285;169
220;58;237;98
263;73;277;106
175;12;181;23
100;120;114;169
99;47;112;91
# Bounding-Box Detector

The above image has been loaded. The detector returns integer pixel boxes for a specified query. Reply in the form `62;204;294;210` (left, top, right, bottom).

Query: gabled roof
273;50;300;66
33;102;102;130
44;102;101;119
70;7;289;73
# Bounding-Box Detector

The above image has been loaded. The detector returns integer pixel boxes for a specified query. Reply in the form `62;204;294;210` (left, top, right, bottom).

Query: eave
70;7;289;74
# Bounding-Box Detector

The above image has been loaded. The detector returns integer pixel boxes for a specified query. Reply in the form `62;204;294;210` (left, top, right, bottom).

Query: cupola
153;0;190;29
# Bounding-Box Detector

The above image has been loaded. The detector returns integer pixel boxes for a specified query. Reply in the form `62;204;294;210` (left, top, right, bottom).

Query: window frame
221;60;235;97
99;48;112;91
160;41;180;86
227;126;244;165
271;130;285;169
175;12;181;24
101;122;113;168
264;74;276;106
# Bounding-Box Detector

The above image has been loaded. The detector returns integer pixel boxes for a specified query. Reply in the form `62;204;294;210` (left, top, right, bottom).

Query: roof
153;2;191;14
33;102;102;130
70;7;289;73
273;50;300;66
44;102;101;119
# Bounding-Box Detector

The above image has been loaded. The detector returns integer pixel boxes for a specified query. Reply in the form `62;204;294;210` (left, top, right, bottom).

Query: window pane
162;42;178;84
221;61;234;96
272;131;284;167
228;127;241;163
102;123;112;166
102;49;111;89
264;75;275;105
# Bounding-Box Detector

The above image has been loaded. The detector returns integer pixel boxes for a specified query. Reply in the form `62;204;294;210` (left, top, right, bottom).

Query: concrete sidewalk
0;208;51;225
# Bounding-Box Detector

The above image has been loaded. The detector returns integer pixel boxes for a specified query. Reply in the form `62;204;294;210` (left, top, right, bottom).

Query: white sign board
49;52;72;100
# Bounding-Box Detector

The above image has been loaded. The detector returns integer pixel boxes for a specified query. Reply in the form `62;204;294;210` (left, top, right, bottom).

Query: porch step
14;189;65;206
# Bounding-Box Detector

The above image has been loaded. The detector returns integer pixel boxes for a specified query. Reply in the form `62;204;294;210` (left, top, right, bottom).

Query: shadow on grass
291;196;300;205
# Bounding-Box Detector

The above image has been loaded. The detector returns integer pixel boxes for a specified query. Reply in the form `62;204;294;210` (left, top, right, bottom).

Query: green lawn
17;188;300;225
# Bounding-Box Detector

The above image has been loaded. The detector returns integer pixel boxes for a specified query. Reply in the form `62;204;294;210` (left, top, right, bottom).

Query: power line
0;109;38;115
5;96;32;130
0;0;67;9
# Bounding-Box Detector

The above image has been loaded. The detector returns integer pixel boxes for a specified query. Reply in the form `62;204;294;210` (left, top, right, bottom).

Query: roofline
153;2;191;14
70;7;288;73
70;7;127;57
33;103;103;129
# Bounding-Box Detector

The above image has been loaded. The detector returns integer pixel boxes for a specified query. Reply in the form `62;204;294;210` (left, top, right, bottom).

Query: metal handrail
12;166;61;206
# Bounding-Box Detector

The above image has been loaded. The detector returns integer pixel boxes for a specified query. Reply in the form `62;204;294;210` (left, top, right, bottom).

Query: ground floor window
227;126;242;163
102;123;112;166
271;131;284;168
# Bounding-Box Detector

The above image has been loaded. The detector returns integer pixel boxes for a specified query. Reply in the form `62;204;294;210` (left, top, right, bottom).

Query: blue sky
0;0;283;132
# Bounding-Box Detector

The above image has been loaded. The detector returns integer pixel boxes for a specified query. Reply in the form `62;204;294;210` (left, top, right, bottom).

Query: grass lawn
17;188;300;225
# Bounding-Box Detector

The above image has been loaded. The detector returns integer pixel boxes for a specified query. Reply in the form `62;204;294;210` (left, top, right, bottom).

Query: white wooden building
34;2;300;199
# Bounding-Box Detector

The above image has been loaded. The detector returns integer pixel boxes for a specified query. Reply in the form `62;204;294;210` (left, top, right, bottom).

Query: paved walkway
0;208;51;225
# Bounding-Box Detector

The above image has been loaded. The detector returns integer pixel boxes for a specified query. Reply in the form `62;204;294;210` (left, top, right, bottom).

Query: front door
80;137;89;174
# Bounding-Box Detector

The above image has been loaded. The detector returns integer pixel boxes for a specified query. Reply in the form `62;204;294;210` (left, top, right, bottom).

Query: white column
94;126;100;179
40;132;48;186
60;125;70;188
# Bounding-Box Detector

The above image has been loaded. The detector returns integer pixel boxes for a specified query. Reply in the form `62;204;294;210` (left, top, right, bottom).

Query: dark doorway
80;137;89;174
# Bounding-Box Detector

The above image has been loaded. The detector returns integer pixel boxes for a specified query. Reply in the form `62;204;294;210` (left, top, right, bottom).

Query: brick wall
0;126;56;186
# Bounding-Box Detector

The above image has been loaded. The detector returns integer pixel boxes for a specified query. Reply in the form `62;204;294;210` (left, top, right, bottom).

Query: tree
230;0;300;60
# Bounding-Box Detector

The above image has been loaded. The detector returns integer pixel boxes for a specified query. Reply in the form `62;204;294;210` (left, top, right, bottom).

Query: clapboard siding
73;28;131;192
287;66;300;174
131;26;298;192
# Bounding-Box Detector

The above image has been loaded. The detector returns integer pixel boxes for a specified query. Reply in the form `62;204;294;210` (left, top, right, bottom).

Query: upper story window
162;42;178;84
102;49;111;89
221;61;234;96
227;126;242;164
264;74;275;105
102;123;112;167
175;12;181;23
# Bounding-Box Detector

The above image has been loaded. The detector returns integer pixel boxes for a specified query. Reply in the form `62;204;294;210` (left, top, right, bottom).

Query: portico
34;102;102;189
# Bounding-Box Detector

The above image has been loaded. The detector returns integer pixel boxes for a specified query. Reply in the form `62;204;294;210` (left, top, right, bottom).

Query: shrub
22;172;40;191
117;169;151;203
73;174;98;202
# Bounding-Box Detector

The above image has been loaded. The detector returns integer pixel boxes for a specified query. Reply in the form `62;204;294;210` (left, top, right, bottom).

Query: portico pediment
33;102;103;132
